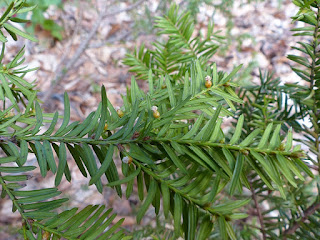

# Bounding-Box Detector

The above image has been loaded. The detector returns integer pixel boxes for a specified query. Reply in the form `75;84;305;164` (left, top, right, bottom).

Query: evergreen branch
132;159;210;211
0;155;126;239
124;4;222;81
290;2;320;153
123;45;153;80
309;5;319;91
10;136;302;158
0;173;31;228
308;4;320;169
2;1;319;238
31;206;126;239
159;13;197;58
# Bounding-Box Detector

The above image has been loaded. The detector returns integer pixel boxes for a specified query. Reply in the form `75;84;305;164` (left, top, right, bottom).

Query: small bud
241;149;249;156
42;231;51;240
203;202;212;209
205;80;212;88
153;111;160;118
132;132;140;139
117;110;124;117
205;76;212;88
161;84;167;89
2;65;7;70
104;123;108;131
115;107;124;118
278;143;285;151
205;81;212;88
152;106;160;118
122;156;133;164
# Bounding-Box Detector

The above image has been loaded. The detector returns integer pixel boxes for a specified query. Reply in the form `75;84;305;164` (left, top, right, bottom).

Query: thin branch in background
42;0;146;103
245;223;263;231
249;181;267;240
102;0;145;18
52;6;83;85
88;29;133;49
306;163;319;171
283;200;320;239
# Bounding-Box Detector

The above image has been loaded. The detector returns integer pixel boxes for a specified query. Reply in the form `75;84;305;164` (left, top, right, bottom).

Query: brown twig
283;200;320;238
42;0;146;103
42;7;105;103
306;163;319;171
52;6;83;86
88;29;132;49
249;181;267;240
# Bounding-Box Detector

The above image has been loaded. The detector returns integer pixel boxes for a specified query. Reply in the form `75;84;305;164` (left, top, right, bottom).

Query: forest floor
0;0;303;239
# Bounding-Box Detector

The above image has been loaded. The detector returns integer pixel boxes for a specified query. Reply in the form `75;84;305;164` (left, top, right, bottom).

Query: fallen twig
102;0;145;18
42;0;146;103
88;29;133;49
52;7;83;88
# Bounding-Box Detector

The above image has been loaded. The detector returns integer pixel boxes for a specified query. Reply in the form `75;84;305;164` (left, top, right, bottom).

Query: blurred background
0;0;303;239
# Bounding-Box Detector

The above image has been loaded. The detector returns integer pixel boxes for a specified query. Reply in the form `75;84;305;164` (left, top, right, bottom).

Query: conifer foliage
0;0;319;239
